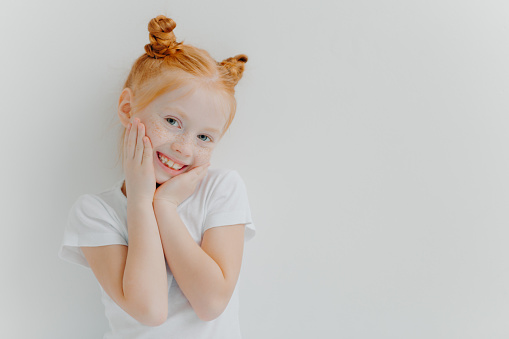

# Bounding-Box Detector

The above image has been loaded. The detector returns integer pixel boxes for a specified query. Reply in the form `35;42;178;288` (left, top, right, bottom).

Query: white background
1;0;509;338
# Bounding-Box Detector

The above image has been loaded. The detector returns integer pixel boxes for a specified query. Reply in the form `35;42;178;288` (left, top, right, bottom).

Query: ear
118;88;135;127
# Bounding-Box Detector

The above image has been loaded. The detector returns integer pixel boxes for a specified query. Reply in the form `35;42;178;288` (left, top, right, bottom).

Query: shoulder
204;167;244;185
72;179;119;208
200;167;245;195
198;167;251;209
71;179;125;217
70;193;116;223
204;167;239;180
60;191;128;268
72;194;104;213
66;192;127;243
200;167;256;241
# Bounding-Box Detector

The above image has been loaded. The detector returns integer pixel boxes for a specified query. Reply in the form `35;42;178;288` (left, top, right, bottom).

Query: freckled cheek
194;147;213;165
145;120;176;146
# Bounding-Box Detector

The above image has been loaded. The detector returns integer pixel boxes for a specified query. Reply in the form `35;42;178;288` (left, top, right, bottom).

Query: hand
123;118;156;202
153;162;211;206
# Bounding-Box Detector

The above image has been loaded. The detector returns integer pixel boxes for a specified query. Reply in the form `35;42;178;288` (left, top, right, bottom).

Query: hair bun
144;15;182;59
220;54;248;86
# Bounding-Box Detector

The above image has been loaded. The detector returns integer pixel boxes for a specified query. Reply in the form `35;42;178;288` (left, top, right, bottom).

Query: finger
128;119;138;159
190;163;208;174
198;163;210;172
134;122;145;163
192;163;210;179
142;136;152;165
123;122;132;162
197;165;209;180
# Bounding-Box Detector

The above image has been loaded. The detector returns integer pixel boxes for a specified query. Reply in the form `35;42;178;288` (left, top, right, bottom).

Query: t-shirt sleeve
58;194;128;269
203;170;256;242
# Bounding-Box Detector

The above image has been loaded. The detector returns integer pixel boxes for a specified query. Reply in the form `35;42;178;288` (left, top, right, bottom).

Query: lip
156;151;189;175
157;151;188;166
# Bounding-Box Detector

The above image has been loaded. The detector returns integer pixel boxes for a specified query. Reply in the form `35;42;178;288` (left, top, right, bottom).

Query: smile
157;152;187;170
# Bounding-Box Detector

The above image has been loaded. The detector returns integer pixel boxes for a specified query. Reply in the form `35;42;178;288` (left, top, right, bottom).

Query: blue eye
166;118;180;127
165;117;211;142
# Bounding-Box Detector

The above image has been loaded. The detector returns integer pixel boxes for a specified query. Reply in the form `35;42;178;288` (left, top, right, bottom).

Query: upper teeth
158;153;184;170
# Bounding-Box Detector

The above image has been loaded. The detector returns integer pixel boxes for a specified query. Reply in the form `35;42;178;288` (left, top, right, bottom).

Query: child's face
128;84;228;184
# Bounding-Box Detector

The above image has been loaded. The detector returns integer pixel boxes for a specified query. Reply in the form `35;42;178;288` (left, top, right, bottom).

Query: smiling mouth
157;152;188;171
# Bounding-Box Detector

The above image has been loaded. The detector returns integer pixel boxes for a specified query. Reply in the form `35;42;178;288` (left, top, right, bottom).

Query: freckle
196;148;211;156
148;120;168;139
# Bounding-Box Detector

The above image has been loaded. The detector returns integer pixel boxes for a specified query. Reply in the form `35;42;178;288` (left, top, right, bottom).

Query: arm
82;119;168;326
123;198;169;322
81;199;168;326
153;201;245;321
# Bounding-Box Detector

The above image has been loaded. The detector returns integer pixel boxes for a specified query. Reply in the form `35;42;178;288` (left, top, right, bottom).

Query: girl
58;14;256;338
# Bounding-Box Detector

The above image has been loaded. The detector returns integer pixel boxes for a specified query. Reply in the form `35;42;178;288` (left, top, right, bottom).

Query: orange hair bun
220;54;248;86
144;15;182;58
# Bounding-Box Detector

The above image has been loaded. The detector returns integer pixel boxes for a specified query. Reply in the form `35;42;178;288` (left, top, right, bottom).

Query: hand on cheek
153;162;211;206
123;119;157;202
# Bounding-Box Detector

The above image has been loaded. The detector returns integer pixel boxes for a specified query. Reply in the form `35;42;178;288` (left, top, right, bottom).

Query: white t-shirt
58;168;256;339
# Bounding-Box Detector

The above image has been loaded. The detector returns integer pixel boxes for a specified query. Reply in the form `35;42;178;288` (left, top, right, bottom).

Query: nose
171;134;193;158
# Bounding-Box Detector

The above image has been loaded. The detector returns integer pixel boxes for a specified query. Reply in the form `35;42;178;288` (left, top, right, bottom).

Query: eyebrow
162;106;221;135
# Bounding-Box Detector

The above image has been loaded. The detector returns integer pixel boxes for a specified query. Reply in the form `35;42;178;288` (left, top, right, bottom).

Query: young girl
58;14;255;338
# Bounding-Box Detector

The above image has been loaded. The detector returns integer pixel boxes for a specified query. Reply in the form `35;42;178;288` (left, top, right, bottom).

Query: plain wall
2;0;509;338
